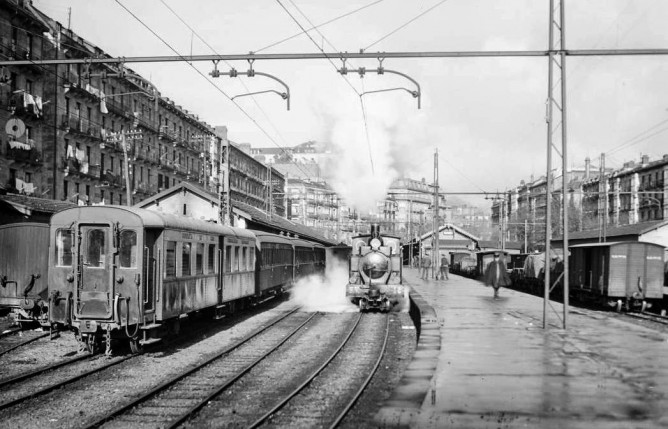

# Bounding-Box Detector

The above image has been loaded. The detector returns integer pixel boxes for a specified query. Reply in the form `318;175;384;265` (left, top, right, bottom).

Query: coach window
207;244;216;274
225;245;232;272
181;242;192;276
165;241;176;277
87;229;106;268
195;243;204;275
119;230;138;268
234;246;240;272
241;247;247;271
55;229;74;267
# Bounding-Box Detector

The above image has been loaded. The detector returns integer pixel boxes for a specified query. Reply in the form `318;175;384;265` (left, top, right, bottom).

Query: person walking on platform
484;252;510;298
439;254;449;280
420;253;432;279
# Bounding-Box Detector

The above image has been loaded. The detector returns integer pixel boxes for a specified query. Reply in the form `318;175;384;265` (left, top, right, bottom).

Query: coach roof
51;205;238;236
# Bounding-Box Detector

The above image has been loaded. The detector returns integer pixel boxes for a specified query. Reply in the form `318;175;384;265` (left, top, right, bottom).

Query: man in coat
421;253;432;279
484;252;511;298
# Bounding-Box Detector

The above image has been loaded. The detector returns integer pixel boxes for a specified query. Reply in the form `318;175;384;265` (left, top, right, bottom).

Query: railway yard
0;299;415;429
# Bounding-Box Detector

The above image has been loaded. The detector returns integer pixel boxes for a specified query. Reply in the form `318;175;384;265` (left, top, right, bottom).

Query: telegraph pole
432;149;439;278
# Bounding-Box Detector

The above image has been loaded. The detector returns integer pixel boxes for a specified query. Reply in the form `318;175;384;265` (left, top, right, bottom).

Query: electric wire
255;0;384;53
363;0;451;52
157;0;314;179
275;0;377;175
114;0;310;180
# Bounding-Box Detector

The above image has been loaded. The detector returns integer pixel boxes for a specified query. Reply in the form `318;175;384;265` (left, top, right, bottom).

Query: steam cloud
319;94;430;215
289;257;357;313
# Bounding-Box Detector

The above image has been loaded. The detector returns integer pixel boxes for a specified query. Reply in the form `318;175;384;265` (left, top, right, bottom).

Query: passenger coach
48;206;256;354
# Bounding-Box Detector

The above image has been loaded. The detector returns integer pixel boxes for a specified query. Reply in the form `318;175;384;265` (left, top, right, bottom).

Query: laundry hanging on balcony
8;140;31;150
99;92;109;114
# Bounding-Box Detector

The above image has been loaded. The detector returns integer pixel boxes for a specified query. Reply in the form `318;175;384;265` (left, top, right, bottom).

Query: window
207;244;216;274
165;241;176;277
119;230;138;268
55;229;74;266
181;242;191;276
240;247;246;271
86;229;106;268
195;243;204;274
225;245;232;271
234;246;240;272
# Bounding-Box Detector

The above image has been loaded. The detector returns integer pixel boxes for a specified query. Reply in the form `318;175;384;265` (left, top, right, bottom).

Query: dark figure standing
484;252;511;298
420;253;432;279
439;255;449;280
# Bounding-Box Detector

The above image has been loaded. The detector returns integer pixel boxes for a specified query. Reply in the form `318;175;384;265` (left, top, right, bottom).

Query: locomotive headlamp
370;238;381;250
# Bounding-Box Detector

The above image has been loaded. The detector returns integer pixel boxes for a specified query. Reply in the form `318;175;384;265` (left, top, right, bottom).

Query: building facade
492;155;668;251
0;1;221;207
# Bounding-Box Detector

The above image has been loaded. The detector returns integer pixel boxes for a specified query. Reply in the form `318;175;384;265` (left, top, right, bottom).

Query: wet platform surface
377;268;668;428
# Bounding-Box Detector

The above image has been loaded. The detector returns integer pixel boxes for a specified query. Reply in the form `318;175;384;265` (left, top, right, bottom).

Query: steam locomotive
346;224;407;312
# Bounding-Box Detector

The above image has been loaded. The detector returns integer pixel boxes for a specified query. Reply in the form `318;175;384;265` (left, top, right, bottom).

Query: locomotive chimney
370;223;380;238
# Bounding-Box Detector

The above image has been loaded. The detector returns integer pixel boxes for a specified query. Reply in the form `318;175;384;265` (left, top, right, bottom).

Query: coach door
143;230;158;313
76;224;113;319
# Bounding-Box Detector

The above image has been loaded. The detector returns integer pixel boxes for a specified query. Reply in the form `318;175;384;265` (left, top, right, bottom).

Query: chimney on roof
641;154;649;166
585;157;590;179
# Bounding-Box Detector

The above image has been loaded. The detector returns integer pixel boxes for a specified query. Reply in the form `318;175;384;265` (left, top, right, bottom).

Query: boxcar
0;223;50;326
569;242;665;311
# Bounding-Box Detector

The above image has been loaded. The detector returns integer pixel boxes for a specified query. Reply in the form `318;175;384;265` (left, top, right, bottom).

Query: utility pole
432;149;439;278
122;133;131;205
601;153;607;242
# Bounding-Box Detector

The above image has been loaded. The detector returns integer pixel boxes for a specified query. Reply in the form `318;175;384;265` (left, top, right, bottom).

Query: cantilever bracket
210;64;290;111
338;65;422;109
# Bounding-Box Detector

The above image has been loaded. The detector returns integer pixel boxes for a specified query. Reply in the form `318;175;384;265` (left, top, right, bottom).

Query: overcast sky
33;0;668;210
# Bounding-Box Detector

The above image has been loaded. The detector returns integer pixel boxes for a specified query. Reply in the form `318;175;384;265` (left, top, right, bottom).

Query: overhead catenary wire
114;0;312;180
157;0;313;179
255;0;385;53
275;0;378;175
363;0;451;52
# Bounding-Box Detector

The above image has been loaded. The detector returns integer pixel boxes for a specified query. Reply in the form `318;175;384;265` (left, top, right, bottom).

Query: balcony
158;126;174;142
8;91;45;120
104;97;132;119
133;182;156;195
135;113;158;133
60;114;100;140
61;157;101;180
6;141;42;166
100;170;123;188
159;159;175;172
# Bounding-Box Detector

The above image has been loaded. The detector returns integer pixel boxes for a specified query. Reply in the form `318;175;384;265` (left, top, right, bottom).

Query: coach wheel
129;338;144;354
615;299;623;313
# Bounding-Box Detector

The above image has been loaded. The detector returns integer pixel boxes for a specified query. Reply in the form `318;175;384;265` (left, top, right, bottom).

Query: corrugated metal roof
554;220;668;241
0;194;77;214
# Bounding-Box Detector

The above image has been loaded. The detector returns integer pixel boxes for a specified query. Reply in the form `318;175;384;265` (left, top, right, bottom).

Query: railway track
83;307;305;428
249;313;391;429
625;311;668;326
0;330;50;357
0;354;132;411
82;310;391;429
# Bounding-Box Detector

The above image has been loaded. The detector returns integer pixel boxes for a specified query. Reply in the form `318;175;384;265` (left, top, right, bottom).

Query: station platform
376;268;668;428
